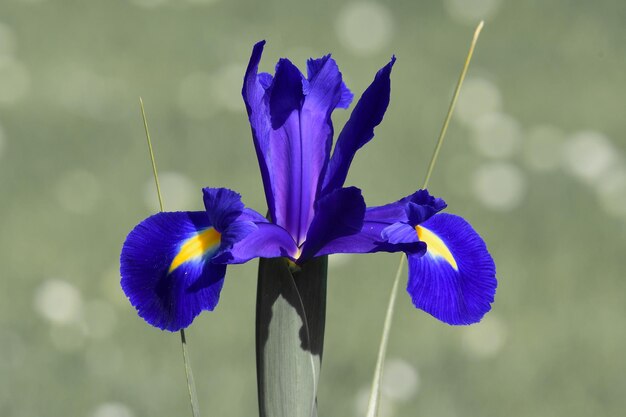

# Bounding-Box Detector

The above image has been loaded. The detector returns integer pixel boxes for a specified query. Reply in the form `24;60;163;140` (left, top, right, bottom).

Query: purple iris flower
120;41;496;332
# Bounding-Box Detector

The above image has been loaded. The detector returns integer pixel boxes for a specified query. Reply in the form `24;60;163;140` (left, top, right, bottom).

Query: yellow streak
416;225;458;270
169;228;221;273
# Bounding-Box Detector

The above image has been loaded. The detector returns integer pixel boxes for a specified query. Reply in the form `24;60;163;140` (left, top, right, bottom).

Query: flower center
415;225;458;270
169;227;221;273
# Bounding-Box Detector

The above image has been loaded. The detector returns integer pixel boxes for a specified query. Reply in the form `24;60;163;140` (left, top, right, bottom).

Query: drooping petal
364;188;446;225
322;57;396;194
225;222;299;263
299;186;366;261
214;208;298;263
407;213;497;325
120;211;226;331
406;190;447;224
315;220;425;256
314;189;444;257
202;187;245;232
382;222;420;244
242;40;277;223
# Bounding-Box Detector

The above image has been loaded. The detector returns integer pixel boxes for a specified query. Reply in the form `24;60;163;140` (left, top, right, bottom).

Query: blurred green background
1;0;625;416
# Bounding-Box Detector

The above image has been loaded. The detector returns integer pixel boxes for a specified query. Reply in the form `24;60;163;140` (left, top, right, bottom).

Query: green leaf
256;256;328;417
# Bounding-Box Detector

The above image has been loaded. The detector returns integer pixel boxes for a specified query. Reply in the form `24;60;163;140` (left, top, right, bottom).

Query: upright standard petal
242;40;277;224
322;57;396;194
407;213;497;325
267;55;348;245
120;211;225;331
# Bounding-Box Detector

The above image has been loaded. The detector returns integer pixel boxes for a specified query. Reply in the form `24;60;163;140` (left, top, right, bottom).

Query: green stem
365;21;485;417
180;329;201;417
422;20;484;189
140;98;201;417
365;257;405;417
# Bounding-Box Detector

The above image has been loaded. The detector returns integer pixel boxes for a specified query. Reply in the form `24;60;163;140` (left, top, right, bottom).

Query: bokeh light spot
0;23;17;57
456;77;502;125
354;385;394;417
471;112;522;159
523;125;565;172
562;130;618;184
462;315;507;358
91;402;135;417
336;2;394;56
444;0;502;24
34;279;83;325
381;358;420;401
473;162;527;211
0;57;30;105
596;166;626;219
143;171;197;212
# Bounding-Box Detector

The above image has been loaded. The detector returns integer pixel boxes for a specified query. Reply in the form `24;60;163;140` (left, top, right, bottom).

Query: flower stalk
255;256;327;417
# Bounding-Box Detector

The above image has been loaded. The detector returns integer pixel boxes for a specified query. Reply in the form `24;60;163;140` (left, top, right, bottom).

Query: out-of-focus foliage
1;1;625;416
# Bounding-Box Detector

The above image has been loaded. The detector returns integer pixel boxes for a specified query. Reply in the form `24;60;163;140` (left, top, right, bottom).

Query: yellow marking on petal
169;227;221;273
416;225;458;270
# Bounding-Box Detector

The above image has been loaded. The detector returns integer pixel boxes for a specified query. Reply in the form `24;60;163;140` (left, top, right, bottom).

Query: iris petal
226;221;299;263
381;222;420;244
299;186;366;260
267;52;349;245
315;223;425;256
314;189;447;256
407;213;497;325
202;187;245;232
120;211;226;331
322;57;396;194
307;55;354;109
242;41;278;225
269;59;304;129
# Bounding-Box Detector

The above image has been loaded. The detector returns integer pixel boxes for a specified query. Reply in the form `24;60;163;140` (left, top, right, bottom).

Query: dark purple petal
307;55;353;109
363;188;446;225
224;222;299;264
315;222;425;256
202;187;245;232
212;220;258;262
268;54;349;245
315;190;443;256
120;211;226;331
407;213;497;325
405;190;447;225
322;57;396;194
269;59;305;128
242;41;277;223
299;187;366;261
213;208;298;263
